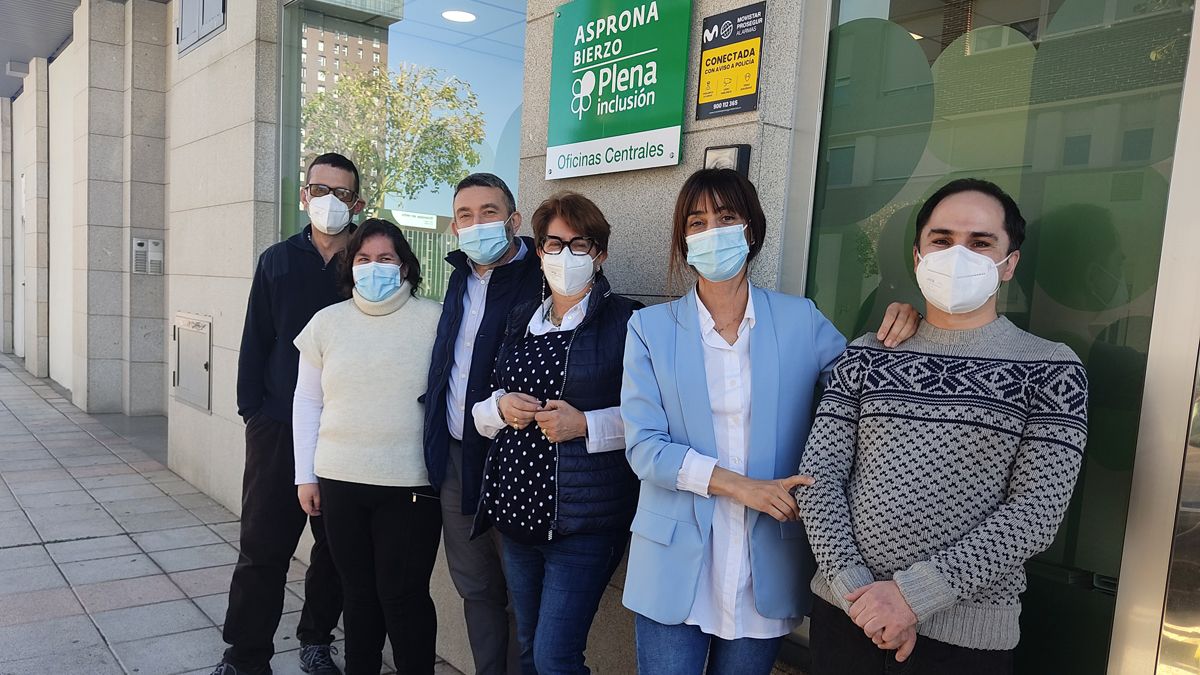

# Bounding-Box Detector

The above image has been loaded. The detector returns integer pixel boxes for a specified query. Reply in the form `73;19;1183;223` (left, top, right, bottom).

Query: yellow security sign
698;38;760;105
696;2;765;119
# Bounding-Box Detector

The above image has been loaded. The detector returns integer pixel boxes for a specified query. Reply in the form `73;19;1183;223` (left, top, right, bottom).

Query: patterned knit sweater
796;317;1088;651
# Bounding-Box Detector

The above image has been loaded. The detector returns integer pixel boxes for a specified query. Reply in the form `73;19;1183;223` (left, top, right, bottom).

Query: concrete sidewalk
0;353;460;674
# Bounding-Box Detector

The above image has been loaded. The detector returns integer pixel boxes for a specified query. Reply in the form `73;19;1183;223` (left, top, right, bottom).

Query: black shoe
299;644;342;675
209;664;271;675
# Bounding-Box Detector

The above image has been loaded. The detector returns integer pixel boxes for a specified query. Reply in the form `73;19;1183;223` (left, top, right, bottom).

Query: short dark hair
669;169;767;289
337;218;422;297
454;173;517;215
308;153;360;195
531;192;611;253
914;178;1026;253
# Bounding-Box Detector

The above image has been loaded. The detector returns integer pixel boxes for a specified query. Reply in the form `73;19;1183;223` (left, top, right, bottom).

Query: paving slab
46;534;141;563
0;614;105;662
149;542;240;573
116;508;205;533
91;598;214;644
0;544;51;569
89;483;167;502
103;494;181;517
133;525;223;552
0;521;40;547
208;521;242;543
32;513;124;541
77;473;151;489
109;626;228;675
15;489;96;508
170;564;238;598
7;478;80;495
0;586;85;627
0;563;65;596
60;552;162;585
74;574;187;613
0;644;123;675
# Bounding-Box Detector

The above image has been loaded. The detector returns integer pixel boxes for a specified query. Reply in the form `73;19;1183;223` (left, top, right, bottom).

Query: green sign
546;0;692;180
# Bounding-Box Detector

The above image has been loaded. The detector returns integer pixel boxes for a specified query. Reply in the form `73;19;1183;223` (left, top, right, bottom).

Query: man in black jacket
210;153;361;675
423;173;543;674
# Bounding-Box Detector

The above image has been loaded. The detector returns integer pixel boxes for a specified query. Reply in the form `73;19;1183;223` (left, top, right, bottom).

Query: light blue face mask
353;262;404;302
457;217;512;265
686;224;750;282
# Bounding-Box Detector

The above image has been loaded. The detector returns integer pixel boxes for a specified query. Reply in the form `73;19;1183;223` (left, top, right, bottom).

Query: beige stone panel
83;223;123;274
131;0;169;47
87;269;124;315
253;40;278;125
130;135;167;185
131;41;168;93
89;41;125;92
166;39;258;150
127;360;166;415
168;273;252;352
252;122;276;205
85;179;124;229
167;202;258;278
87;87;123;137
207;343;241;425
519;13;553;161
129;274;165;320
167;122;257;213
168;0;265;85
129;316;166;363
88;0;126;46
130;88;166;139
88;313;123;359
87;357;124;412
88;134;123;183
129;182;167;233
168;398;247;513
747;122;794;290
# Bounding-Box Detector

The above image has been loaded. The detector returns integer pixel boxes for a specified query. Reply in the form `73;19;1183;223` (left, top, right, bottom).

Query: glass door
796;1;1195;672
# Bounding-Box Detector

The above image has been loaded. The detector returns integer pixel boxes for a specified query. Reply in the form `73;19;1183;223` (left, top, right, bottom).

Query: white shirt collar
471;238;527;282
528;291;591;336
695;284;756;343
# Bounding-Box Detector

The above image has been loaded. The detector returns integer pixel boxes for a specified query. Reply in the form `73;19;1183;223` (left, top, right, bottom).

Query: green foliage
302;64;485;211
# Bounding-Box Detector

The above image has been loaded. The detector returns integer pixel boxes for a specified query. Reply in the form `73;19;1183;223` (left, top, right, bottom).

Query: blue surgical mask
353;262;404;302
686;224;749;282
457;217;512;265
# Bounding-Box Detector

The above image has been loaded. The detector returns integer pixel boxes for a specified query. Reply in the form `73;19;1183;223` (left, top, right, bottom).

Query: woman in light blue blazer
620;169;918;675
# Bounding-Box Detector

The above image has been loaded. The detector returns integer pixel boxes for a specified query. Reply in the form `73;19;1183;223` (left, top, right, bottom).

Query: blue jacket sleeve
621;311;694;491
236;253;274;420
810;302;848;385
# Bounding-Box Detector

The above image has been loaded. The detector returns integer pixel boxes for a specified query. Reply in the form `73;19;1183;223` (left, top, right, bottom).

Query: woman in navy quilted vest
471;191;641;675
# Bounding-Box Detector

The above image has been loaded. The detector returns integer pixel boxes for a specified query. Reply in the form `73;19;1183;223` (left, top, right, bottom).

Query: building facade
4;1;1200;673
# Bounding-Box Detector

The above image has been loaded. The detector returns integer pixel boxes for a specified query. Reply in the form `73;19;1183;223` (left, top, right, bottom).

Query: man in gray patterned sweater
796;178;1089;674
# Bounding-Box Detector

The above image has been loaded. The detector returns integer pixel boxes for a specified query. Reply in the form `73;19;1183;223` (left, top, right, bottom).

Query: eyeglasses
306;183;358;205
539;235;597;256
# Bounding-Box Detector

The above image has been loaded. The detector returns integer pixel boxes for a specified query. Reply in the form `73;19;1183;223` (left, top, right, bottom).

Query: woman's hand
876;302;922;348
534;400;588;443
298;483;321;516
498;392;543;429
709;469;813;521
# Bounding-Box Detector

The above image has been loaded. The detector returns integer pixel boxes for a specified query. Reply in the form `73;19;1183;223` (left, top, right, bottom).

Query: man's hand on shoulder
875;303;921;348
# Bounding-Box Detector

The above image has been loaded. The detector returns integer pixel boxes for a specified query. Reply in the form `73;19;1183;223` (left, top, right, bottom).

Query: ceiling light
442;10;477;23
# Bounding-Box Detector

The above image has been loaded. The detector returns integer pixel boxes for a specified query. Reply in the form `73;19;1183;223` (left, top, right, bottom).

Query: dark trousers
809;597;1014;675
223;414;343;671
501;531;629;675
319;477;442;675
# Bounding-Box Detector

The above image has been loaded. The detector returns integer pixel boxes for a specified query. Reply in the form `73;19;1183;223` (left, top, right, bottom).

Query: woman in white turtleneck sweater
291;218;442;675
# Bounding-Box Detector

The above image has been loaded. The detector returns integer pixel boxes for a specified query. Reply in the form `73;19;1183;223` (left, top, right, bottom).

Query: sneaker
299;644;342;675
209;665;271;675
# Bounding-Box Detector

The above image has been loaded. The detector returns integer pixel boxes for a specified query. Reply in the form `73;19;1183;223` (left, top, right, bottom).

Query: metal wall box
133;238;164;275
172;313;212;412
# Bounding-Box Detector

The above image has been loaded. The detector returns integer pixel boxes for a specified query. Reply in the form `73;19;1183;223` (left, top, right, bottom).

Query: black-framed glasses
305;183;358;205
540;235;597;256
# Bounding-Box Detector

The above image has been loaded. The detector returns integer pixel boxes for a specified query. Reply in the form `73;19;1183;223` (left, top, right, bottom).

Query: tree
302;64;485;211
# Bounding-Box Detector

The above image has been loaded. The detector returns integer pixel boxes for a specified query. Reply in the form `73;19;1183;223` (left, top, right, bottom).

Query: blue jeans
501;530;629;675
634;614;783;675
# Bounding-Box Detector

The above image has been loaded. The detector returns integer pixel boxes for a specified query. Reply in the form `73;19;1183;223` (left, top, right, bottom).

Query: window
318;40;324;52
1122;128;1154;162
334;59;339;71
300;81;306;93
317;71;326;82
301;68;306;79
334;73;340;83
177;0;226;56
1063;134;1092;166
318;55;326;67
301;53;306;65
317;84;325;94
373;52;380;63
358;48;363;59
373;37;380;47
358;36;363;44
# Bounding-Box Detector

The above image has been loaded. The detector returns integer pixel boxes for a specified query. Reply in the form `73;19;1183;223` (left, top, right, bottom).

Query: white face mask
916;245;1013;314
542;250;596;297
307;193;351;235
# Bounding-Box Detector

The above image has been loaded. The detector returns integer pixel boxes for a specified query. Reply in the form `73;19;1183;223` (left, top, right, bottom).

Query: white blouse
675;287;800;640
